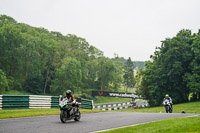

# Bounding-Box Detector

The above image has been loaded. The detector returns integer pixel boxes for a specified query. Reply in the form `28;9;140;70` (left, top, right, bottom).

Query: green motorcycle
59;98;81;123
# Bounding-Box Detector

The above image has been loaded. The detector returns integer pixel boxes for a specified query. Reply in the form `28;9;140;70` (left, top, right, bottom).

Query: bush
0;69;9;93
7;77;23;91
23;73;44;94
12;80;23;91
81;93;91;99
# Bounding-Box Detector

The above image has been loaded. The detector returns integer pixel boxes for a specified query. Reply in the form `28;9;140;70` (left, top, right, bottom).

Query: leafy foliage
2;14;199;104
0;15;130;95
97;57;122;91
136;29;200;106
51;57;82;95
24;73;45;94
0;69;9;93
123;57;135;92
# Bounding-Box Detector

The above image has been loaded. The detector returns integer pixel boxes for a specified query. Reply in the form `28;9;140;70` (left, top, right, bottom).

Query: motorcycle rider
64;90;76;115
64;90;75;101
163;94;173;109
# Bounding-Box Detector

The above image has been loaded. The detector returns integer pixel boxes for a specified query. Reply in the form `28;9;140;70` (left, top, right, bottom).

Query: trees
24;73;44;94
51;58;82;95
158;30;193;103
0;69;9;93
0;15;16;26
97;57;123;91
133;61;145;69
0;23;22;78
6;14;200;100
83;59;99;89
184;30;200;100
0;14;128;95
136;29;200;106
123;57;135;92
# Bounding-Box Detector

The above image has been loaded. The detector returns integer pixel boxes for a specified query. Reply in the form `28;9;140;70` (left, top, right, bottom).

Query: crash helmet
165;94;169;99
66;90;72;96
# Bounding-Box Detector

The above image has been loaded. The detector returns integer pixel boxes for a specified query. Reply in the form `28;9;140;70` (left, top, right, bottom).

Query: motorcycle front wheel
169;107;173;113
165;106;169;113
74;111;81;121
60;110;67;123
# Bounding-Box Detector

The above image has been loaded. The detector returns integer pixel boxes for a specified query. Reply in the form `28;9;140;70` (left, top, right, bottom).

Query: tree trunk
101;81;104;91
43;68;50;94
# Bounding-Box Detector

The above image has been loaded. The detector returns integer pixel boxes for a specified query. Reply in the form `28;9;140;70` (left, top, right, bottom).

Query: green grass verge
94;97;132;104
100;116;200;133
117;86;136;93
1;90;56;96
120;101;200;114
0;109;102;119
1;90;32;95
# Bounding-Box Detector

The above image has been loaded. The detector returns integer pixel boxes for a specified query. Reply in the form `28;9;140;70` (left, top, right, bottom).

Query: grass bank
1;90;31;95
100;116;200;133
0;109;102;119
104;101;200;133
94;97;132;104
120;101;200;114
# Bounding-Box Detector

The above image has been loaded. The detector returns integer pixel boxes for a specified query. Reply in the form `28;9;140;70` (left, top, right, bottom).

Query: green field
120;101;200;114
1;90;32;95
101;116;200;133
117;86;136;93
102;102;200;133
94;96;132;104
0;109;102;119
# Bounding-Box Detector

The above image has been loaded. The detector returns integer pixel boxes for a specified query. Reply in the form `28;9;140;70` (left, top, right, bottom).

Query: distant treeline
133;61;145;69
112;57;145;69
0;15;135;95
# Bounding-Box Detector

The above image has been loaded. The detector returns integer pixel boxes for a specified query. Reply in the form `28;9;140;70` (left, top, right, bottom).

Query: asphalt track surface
0;112;198;133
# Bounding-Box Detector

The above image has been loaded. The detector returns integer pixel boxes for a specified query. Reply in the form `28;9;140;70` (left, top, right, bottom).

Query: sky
0;0;200;61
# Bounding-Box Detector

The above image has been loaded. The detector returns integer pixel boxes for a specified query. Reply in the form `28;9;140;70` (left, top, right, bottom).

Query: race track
0;112;198;133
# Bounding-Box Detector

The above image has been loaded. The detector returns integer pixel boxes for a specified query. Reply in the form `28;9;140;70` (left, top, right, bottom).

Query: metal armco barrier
51;96;59;108
81;98;93;109
29;95;52;109
0;95;93;110
93;101;134;111
136;100;149;108
2;95;29;109
0;95;59;109
0;95;2;109
0;95;147;110
102;106;129;111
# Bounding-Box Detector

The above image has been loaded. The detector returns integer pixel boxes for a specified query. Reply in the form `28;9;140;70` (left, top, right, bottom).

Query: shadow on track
54;120;83;124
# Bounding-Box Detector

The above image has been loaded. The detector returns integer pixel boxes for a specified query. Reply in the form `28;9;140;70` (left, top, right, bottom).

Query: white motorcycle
163;99;173;113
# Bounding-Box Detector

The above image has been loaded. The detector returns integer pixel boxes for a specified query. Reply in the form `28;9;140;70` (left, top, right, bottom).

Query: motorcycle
59;98;81;123
163;99;173;113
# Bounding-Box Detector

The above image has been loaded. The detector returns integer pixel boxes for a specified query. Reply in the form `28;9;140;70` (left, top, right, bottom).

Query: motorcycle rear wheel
60;110;67;123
